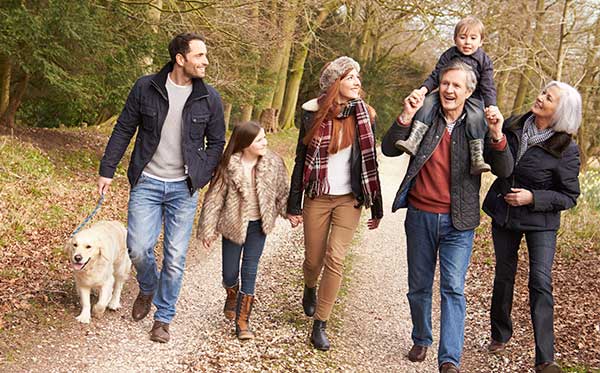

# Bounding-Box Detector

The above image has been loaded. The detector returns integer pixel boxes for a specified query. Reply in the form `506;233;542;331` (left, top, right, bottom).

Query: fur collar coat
197;149;289;245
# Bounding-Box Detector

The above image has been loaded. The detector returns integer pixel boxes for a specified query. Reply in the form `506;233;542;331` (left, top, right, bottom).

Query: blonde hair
454;16;485;40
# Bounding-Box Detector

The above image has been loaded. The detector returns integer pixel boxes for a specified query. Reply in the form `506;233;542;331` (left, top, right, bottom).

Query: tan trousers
302;193;361;321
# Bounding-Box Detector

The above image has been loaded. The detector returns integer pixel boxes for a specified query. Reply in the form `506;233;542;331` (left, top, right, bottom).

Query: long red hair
303;68;363;154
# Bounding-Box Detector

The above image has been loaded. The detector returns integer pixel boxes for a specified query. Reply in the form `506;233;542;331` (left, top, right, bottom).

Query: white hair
545;81;582;134
440;60;477;92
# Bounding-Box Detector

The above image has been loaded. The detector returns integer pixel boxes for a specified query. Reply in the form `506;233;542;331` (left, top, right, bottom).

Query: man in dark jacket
97;32;225;343
382;60;511;373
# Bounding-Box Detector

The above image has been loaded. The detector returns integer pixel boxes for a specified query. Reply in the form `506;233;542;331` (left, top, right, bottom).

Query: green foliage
0;1;161;127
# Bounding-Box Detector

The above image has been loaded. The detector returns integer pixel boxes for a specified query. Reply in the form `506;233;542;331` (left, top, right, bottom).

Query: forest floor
0;126;598;372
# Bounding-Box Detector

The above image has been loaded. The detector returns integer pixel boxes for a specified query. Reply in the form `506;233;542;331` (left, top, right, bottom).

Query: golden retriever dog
65;220;131;323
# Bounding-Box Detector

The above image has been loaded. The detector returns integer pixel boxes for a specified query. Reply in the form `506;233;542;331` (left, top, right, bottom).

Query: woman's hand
504;188;533;206
367;218;381;230
287;213;303;228
485;105;504;140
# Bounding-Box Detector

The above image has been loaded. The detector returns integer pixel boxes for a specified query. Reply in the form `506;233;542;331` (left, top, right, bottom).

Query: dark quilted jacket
381;109;513;231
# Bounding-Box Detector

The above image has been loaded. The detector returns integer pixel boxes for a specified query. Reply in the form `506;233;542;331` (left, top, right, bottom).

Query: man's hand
98;176;113;195
286;214;303;228
485;105;504;140
400;90;425;124
504;188;533;206
412;87;428;100
367;218;381;230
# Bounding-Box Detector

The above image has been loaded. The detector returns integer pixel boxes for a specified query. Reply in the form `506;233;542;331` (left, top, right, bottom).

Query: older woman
482;81;581;373
287;56;383;351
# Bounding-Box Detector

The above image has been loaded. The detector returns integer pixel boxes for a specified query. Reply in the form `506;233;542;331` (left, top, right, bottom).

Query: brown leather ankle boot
224;284;239;321
235;293;255;340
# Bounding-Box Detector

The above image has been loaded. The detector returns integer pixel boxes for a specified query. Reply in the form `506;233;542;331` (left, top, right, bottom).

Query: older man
382;60;511;373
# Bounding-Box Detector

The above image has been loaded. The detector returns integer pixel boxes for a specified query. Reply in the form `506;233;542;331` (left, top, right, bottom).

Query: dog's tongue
72;262;84;271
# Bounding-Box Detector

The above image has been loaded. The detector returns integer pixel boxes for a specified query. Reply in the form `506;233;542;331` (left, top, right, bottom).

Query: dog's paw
76;313;91;324
107;300;121;311
92;304;106;318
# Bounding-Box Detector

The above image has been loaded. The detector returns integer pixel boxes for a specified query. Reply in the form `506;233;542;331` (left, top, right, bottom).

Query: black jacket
422;46;496;107
482;112;581;231
99;62;226;194
287;99;384;220
382;108;513;231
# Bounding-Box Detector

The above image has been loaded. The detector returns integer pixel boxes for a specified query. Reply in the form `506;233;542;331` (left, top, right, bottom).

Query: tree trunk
280;1;340;129
511;0;545;116
141;0;163;71
223;101;232;129
577;16;600;168
0;54;10;119
270;0;298;111
240;104;253;122
1;72;29;133
555;0;570;81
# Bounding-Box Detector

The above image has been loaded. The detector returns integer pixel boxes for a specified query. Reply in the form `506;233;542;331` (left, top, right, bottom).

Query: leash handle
70;194;105;237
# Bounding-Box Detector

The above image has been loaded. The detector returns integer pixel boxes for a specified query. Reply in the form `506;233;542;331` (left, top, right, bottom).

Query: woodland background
1;1;600;371
1;0;599;163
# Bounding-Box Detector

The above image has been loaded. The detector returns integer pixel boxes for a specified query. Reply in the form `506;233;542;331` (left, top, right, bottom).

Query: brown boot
132;291;153;321
235;293;255;340
408;344;428;362
487;339;507;354
535;361;561;373
224;284;239;321
394;120;429;156
149;320;170;343
469;139;491;175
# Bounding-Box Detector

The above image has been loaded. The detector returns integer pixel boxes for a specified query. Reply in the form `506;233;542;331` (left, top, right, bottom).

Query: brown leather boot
132;291;153;321
408;344;428;362
149;320;170;343
487;339;507;354
235;293;255;340
224;284;239;321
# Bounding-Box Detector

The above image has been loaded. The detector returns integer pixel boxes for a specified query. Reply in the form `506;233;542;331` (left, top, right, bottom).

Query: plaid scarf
516;115;555;164
303;98;380;207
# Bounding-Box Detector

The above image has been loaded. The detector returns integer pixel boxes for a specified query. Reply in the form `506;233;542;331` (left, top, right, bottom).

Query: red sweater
397;115;507;214
408;129;452;213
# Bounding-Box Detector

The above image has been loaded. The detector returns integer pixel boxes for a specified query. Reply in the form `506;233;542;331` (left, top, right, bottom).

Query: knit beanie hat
319;56;360;91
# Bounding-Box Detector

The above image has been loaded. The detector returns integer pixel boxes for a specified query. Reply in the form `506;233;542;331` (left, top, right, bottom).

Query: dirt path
331;153;441;372
4;153;446;373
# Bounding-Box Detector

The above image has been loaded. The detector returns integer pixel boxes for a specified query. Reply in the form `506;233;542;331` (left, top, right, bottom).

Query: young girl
196;121;289;340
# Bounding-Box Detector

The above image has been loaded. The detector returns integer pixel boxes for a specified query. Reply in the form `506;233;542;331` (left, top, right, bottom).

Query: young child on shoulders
395;15;498;175
196;121;289;340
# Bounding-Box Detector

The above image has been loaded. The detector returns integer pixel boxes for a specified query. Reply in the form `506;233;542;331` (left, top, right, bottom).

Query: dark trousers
414;93;488;140
222;220;266;295
490;223;557;365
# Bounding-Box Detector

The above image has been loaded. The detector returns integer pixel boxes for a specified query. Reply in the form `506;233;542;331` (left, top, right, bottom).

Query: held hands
504;188;533;207
287;214;303;228
485;105;504;140
402;90;425;122
367;218;381;230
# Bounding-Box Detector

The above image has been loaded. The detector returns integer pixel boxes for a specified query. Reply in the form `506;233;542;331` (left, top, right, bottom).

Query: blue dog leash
70;194;105;237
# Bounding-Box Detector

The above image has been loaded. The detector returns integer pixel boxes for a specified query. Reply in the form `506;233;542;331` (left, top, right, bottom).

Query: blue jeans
127;174;199;323
404;206;474;368
490;223;557;366
222;220;266;295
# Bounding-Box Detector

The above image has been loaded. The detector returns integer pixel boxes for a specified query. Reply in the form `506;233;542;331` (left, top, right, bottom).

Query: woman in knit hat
286;56;383;351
